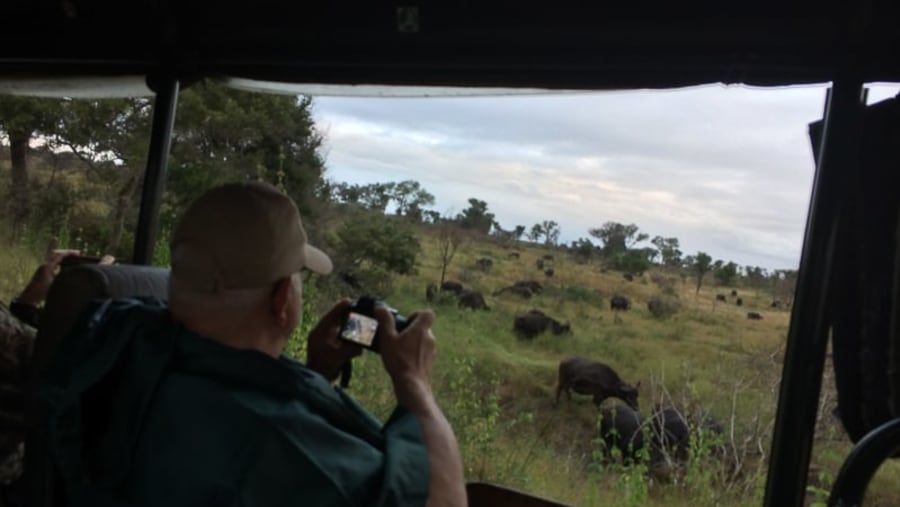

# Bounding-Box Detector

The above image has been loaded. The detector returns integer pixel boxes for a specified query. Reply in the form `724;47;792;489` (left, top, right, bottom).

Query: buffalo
476;257;493;272
648;404;691;463
425;282;438;302
542;254;554;261
610;295;630;311
715;294;727;302
747;312;763;320
544;268;555;278
731;289;738;297
735;297;743;306
599;404;645;464
493;285;533;299
513;310;570;339
514;280;543;294
458;289;490;311
441;280;464;295
535;259;545;270
623;273;634;282
555;356;639;409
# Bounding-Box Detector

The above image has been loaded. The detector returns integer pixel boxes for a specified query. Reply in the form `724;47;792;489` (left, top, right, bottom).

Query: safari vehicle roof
3;2;900;507
0;0;899;89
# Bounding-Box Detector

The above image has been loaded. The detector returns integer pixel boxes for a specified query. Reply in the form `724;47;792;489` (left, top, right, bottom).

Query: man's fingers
407;310;434;331
319;299;354;326
373;306;398;337
99;255;116;265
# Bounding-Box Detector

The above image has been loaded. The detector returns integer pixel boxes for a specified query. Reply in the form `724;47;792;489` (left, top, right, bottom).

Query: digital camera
339;296;409;352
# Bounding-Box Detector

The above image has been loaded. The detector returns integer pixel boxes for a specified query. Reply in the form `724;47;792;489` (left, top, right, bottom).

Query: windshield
3;81;900;506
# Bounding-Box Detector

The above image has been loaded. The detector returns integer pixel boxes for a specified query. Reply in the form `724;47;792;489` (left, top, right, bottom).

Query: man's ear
271;277;294;327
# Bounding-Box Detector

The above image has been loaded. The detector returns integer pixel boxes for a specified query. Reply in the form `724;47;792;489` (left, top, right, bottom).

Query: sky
310;83;900;271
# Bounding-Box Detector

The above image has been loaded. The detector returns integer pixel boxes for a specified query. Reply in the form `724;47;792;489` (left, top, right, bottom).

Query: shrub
647;295;681;318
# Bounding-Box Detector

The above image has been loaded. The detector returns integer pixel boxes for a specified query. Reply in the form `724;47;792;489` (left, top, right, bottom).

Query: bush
647;295;681;318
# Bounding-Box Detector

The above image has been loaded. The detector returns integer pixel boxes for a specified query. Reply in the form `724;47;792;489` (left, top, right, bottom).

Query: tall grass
4;225;899;506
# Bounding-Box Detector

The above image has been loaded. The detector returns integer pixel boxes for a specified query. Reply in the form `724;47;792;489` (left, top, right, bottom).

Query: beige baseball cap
170;182;332;292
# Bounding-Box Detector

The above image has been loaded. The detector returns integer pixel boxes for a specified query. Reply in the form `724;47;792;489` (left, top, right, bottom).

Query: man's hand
306;299;363;383
16;249;81;306
376;307;437;414
376;308;467;507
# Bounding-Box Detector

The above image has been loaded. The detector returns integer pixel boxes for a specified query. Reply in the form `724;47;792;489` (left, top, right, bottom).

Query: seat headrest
32;264;169;381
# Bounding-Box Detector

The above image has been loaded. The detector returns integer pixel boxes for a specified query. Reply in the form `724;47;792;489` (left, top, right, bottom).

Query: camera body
339;296;409;352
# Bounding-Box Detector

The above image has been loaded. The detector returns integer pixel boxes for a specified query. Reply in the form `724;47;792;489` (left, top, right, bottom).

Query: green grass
5;225;899;506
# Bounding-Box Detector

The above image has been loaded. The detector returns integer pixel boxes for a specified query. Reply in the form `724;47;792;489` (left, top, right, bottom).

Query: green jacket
39;299;428;506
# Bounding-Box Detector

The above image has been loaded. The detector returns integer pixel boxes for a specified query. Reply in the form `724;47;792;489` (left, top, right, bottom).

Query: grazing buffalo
648;405;691;462
731;289;738;297
458;289;490;311
735;297;743;306
513;310;570;339
425;282;438;302
715;294;727;302
514;280;543;294
543;254;554;261
544;268;555;278
771;300;783;308
747;312;764;320
535;259;545;270
441;280;464;295
610;295;630;311
623;272;634;282
599;404;645;464
508;252;521;259
493;285;533;298
476;257;493;272
555;356;639;409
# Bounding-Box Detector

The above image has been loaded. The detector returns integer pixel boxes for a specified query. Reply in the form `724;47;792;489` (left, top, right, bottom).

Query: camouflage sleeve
0;303;36;485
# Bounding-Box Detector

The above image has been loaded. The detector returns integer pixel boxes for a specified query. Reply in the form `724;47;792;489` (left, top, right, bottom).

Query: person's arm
376;308;467;507
13;250;116;327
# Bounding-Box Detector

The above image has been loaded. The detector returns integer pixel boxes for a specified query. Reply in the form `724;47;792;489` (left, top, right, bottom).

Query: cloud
311;83;900;269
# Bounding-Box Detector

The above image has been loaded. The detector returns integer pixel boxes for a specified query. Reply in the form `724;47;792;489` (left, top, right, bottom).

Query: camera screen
341;312;379;347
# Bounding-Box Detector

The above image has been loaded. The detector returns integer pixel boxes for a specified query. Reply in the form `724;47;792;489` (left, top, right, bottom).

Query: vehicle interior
2;1;900;505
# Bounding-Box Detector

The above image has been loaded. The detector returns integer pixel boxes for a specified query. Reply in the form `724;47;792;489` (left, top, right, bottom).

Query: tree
513;225;526;241
336;215;420;275
437;220;465;286
167;85;327;221
570;238;597;263
611;249;652;275
390;180;435;219
714;261;739;286
528;223;543;242
456;198;495;234
690;252;713;294
0;96;63;234
46;97;154;252
540;220;561;246
588;222;648;257
651;236;683;267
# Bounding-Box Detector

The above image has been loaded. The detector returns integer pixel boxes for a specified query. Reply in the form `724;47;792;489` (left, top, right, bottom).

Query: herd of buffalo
556;356;724;471
420;251;778;474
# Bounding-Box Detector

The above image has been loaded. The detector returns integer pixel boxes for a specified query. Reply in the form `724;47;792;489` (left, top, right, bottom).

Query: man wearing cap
40;182;466;507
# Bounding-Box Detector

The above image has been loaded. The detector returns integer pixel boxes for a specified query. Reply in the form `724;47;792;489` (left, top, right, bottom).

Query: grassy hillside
338;229;900;506
4;225;899;506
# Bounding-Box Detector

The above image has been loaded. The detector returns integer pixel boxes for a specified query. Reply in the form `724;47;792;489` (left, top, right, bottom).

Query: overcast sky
310;84;899;271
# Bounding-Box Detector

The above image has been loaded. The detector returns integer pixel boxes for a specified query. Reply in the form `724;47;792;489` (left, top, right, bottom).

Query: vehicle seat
25;263;169;507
